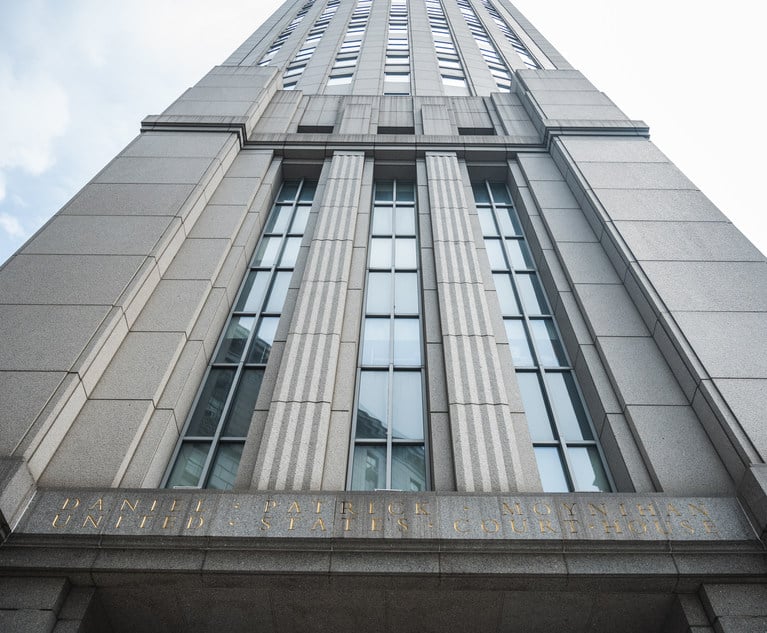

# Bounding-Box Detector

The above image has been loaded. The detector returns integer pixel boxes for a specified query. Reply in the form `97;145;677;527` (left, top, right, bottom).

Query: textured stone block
188;204;248;240
575;283;649;337
61;183;197;217
0;254;145;306
561;137;668;163
95;156;215;184
598;337;688;406
163;238;230;282
123;132;233;158
540;207;598;243
594;188;727;223
557;242;621;284
91;332;185;403
133;279;210;335
529;180;580;209
0;577;68;610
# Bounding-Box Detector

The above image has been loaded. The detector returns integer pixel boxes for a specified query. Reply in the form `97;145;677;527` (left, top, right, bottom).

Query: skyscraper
0;0;765;630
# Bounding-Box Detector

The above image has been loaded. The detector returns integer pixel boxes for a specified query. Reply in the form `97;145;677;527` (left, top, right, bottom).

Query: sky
0;0;765;266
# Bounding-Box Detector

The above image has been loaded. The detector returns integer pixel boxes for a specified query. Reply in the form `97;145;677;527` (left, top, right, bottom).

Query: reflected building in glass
0;1;765;631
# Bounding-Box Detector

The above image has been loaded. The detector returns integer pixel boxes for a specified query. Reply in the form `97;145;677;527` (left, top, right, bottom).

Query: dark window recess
458;126;495;136
297;125;334;133
377;126;415;135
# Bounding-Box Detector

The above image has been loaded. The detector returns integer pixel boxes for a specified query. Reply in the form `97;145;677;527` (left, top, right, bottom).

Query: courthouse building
1;0;766;630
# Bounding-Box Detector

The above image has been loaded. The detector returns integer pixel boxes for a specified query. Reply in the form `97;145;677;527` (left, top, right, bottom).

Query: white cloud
0;212;25;239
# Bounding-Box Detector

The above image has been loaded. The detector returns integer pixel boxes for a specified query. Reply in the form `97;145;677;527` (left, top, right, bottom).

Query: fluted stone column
426;152;535;492
253;152;365;490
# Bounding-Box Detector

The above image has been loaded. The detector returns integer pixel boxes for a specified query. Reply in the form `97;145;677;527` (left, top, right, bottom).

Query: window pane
206;443;243;490
265;204;292;233
166;442;209;488
290;205;311;233
472;182;490;204
393;318;421;365
253;236;282;267
277;181;299;202
516;372;555;441
248;316;279;364
394;272;418;315
516;272;548;315
392;372;423;439
236;270;270;312
367;272;392;314
546;372;592;440
362;318;390;365
392;445;426;491
372;206;393;235
298;182;316;202
395;206;416;235
493;273;520;315
222;369;263;437
569;446;610;492
369;238;392;268
215;316;255;364
506;238;534;269
375;181;394;202
497;207;522;236
490;183;512;204
478;207;497;236
187;368;236;436
356;371;388;439
530;319;567;367
486;239;507;270
396;182;415;202
394;238;417;268
264;271;291;312
279;237;302;267
351;445;386;490
504;319;534;366
534;446;569;492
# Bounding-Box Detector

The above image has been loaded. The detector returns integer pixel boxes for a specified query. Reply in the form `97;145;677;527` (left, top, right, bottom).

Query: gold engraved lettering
311;518;326;532
121;499;139;512
388;502;404;516
139;515;151;529
538;519;556;533
82;514;102;529
61;497;80;510
88;498;103;512
315;500;323;514
341;501;355;515
654;520;672;535
601;520;623;535
481;519;500;534
587;503;607;517
52;514;71;528
501;502;524;515
169;499;179;513
288;501;301;514
370;517;382;532
115;516;123;529
618;503;628;517
186;516;204;530
264;498;277;513
562;502;576;516
397;518;409;531
508;517;527;534
628;520;647;534
162;516;175;530
288;517;298;530
194;499;204;513
688;503;709;517
533;503;551;516
453;519;470;533
343;517;353;531
260;518;271;531
680;520;695;535
666;503;681;517
635;504;656;517
149;499;158;512
703;520;718;534
368;502;376;515
563;519;580;534
415;502;429;515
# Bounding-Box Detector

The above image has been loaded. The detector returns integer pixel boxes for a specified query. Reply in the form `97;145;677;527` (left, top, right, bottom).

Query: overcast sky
0;0;765;265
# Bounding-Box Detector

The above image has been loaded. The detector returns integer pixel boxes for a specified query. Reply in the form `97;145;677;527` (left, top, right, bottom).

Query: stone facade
1;1;765;631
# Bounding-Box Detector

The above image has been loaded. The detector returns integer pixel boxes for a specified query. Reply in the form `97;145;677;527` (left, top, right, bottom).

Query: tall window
456;0;512;92
163;180;317;489
258;0;315;66
283;0;340;89
472;181;611;492
384;0;410;95
425;0;469;95
479;0;540;69
348;181;428;491
327;0;372;87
